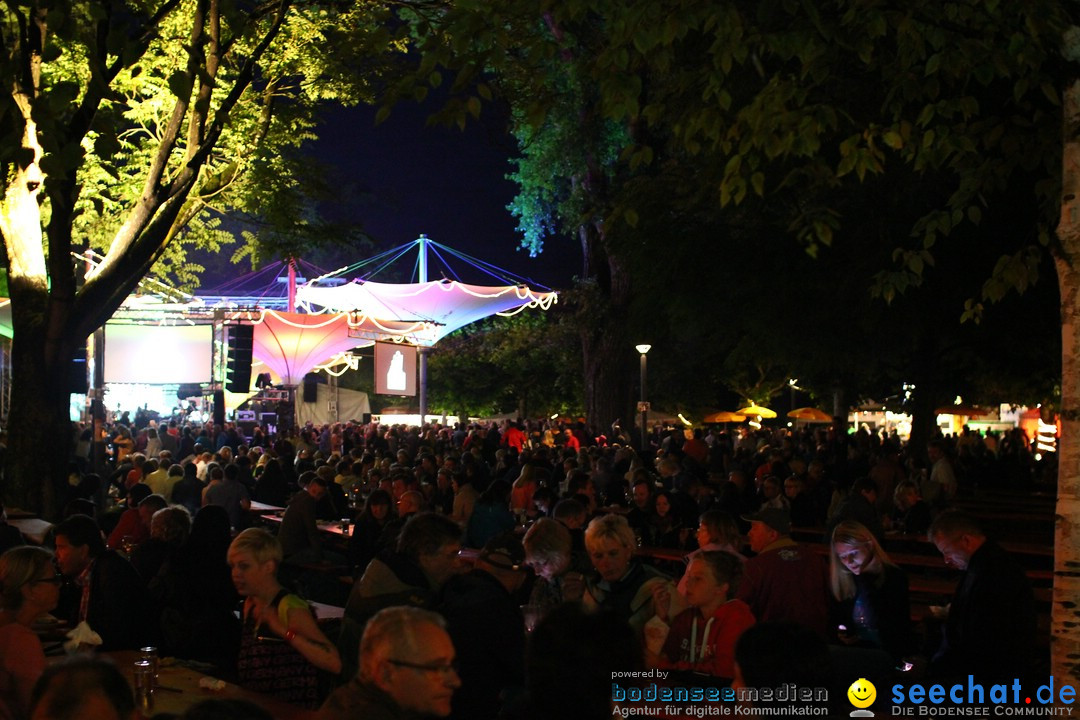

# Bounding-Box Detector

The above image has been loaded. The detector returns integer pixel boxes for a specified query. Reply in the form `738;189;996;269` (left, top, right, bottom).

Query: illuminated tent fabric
296;280;558;344
238;309;437;386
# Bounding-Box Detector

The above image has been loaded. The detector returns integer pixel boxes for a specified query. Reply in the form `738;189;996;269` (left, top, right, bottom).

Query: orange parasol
703;411;746;423
787;407;833;422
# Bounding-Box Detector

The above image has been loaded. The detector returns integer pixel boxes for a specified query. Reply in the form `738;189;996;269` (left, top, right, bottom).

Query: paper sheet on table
63;621;102;653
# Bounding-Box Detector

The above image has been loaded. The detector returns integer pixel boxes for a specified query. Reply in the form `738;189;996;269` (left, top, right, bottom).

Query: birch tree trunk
1052;30;1080;681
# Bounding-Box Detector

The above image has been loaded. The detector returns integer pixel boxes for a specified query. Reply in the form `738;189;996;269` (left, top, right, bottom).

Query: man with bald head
319;606;460;719
30;657;135;720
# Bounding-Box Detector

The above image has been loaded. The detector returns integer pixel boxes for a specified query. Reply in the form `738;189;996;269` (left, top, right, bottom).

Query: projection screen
104;323;213;384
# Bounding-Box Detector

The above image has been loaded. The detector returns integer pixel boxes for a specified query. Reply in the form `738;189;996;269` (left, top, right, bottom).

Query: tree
426;309;582;419
395;0;1078;674
1054;27;1080;685
0;0;404;515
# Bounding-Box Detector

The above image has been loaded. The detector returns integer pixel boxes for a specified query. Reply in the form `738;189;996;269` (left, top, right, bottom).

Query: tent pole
287;258;296;313
419;348;428;423
418;235;428;422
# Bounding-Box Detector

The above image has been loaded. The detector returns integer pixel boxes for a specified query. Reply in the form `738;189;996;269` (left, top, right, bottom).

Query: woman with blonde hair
510;463;537;513
228;528;340;708
583;514;673;637
0;546;62;719
829;520;913;661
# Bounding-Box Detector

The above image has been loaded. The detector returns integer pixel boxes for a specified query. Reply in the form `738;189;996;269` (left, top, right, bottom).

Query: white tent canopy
296;279;557;344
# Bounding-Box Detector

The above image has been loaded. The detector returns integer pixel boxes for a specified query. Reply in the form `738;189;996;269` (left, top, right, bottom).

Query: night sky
306;102;578;290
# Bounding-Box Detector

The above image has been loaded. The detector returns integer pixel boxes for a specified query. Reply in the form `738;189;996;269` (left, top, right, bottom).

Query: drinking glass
139;646;159;685
133;660;154;713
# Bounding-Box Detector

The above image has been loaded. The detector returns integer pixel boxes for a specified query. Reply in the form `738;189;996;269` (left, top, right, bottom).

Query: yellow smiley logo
847;678;876;709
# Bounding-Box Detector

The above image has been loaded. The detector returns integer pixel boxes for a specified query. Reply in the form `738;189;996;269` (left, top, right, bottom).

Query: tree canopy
0;0;409;512
387;0;1072;427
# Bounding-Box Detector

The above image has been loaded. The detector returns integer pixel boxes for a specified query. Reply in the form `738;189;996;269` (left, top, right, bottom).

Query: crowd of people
0;414;1047;718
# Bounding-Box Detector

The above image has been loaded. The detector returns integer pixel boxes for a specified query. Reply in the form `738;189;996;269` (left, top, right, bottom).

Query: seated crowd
0;416;1044;718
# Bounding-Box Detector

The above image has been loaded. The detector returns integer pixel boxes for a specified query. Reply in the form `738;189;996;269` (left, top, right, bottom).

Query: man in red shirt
736;508;827;637
501;421;527;452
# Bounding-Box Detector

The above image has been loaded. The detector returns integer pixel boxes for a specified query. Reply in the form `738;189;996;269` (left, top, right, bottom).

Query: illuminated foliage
0;0;408;513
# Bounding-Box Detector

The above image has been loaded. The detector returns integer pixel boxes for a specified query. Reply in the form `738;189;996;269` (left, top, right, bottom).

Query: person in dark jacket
339;513;463;682
929;510;1035;683
149;505;240;672
464;481;516;549
438;534;528;720
347;489;392;578
827;477;885;544
54;514;154;651
891;481;932;536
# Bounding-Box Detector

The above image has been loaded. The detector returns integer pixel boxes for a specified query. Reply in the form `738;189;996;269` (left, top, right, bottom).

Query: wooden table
97;650;318;719
10;517;52;544
636;545;689;563
260;514;350;537
249;500;285;514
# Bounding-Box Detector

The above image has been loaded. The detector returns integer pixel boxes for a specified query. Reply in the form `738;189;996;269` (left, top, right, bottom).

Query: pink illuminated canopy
234;309;437;386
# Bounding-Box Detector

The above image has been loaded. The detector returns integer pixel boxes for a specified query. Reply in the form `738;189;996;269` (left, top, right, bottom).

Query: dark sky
307;103;577;290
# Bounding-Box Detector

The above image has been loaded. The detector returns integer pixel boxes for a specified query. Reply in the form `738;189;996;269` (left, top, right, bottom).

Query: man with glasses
319;606;460;719
53;514;152;651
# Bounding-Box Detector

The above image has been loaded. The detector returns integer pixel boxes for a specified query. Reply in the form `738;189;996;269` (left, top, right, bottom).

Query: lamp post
636;344;651;453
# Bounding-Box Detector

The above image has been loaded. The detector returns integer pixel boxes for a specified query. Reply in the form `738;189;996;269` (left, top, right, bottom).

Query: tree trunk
578;224;634;433
1052;63;1080;683
581;318;631;432
3;298;76;519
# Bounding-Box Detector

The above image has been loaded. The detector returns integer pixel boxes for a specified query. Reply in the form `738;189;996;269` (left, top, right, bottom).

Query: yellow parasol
737;404;777;419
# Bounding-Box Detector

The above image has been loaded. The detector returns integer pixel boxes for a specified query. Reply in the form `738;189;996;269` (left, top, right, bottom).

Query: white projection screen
104;324;212;384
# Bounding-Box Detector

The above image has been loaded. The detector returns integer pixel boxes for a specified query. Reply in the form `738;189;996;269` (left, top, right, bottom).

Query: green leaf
925;54;941;76
751;172;764;196
466;96;482;118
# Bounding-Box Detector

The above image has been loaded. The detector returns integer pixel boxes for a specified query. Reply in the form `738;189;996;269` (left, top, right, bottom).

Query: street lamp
636;344;651;453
